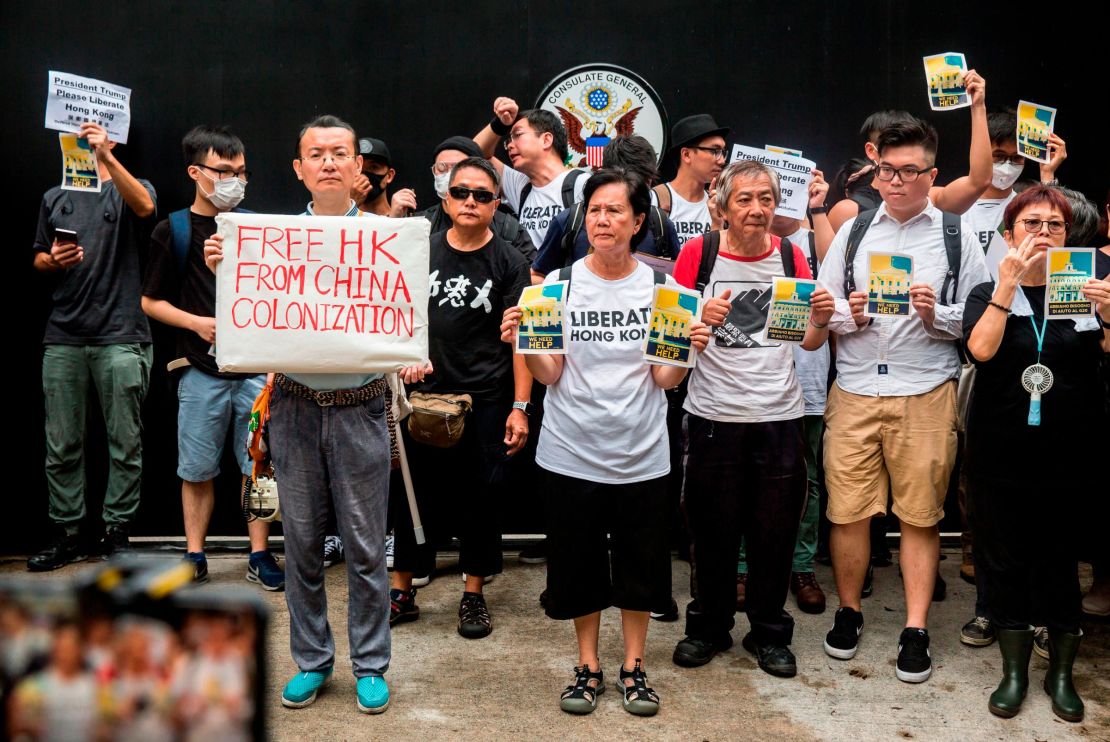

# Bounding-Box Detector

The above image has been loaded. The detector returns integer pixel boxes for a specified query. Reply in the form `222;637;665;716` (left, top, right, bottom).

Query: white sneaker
412;573;432;587
462;573;495;585
385;532;395;570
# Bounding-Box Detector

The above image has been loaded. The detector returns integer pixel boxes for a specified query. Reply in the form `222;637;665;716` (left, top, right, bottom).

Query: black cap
669;114;730;152
433;136;483;160
358;137;391;166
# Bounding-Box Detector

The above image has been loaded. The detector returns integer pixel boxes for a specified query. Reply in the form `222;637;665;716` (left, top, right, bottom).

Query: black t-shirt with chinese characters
142;212;250;378
418;231;530;404
34;181;156;344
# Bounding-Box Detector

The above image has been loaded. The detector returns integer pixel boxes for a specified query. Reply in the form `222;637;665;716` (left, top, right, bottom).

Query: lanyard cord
1028;314;1048;364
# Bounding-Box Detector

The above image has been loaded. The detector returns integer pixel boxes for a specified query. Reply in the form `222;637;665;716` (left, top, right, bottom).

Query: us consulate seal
536;64;669;168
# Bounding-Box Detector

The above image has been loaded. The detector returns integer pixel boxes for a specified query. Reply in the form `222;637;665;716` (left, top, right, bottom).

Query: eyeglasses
448;186;496;204
992;154;1025;166
299;152;357;164
431;161;464;175
503;129;535;149
875;164;933;182
1018;218;1068;235
693;146;727;161
195;163;251;182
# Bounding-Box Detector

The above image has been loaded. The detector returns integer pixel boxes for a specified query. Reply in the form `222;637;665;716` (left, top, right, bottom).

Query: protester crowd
24;64;1110;729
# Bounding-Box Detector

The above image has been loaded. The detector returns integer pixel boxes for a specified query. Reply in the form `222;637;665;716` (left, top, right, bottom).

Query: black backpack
694;230;797;294
518;168;585;216
559;202;673;267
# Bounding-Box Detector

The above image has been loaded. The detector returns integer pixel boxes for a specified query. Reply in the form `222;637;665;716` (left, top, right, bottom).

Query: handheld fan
1021;363;1054;426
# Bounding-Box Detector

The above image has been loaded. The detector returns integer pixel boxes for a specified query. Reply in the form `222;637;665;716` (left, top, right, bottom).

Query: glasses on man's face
448;186;496;204
992;154;1025;166
875;164;932;183
431;161;464;175
503;129;535;149
1018;218;1068;235
694;146;727;161
299;152;356;165
195;163;251;182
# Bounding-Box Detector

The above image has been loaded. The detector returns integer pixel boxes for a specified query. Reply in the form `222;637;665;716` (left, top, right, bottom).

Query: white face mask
199;169;246;210
434;172;451;200
991;161;1023;191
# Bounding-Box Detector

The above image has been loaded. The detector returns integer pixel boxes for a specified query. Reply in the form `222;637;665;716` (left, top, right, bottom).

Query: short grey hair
1052;185;1099;247
715;160;781;213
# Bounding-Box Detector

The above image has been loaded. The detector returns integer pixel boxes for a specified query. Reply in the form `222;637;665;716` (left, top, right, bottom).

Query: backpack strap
653;183;672;214
939;210;962;306
651;269;666;286
806;230;818;277
695;230;720;294
779;236;796;278
843;208;879;296
561;202;586;267
649;206;671;258
169;209;191;274
558;265;573;299
518;183;533;214
561;169;585;207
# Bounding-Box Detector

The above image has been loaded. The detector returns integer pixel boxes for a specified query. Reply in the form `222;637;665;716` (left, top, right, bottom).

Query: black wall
4;1;1102;551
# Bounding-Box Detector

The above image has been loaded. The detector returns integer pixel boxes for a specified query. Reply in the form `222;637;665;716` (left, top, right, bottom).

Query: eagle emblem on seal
556;84;642;167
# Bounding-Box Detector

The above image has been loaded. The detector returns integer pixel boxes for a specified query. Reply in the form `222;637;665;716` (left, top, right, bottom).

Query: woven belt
275;374;387;407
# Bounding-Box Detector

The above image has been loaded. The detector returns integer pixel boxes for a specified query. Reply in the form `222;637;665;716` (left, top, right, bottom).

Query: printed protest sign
922;53;970;110
1045;248;1095;319
45;71;131;144
765;144;803;157
729;144;816;221
644;284;702;367
1016;100;1057;164
517;281;568;354
765;277;816;343
214;212;429;373
59;133;99;192
866;252;914;318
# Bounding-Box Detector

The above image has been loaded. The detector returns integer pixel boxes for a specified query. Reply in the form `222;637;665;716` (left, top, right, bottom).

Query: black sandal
560;664;604;714
619;659;660;716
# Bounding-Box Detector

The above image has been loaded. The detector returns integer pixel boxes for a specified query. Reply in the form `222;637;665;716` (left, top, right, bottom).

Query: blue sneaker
356;675;390;714
282;669;333;708
184;552;209;584
247;551;285;591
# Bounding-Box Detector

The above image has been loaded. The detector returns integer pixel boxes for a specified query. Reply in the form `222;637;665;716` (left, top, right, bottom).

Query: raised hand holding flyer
764;277;817;343
922;53;970;110
866;252;914;318
1045;248;1095;319
517;282;568;354
1016;100;1057;164
643;284;702;367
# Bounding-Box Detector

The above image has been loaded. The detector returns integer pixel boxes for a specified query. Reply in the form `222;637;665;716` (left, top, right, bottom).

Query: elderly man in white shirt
816;118;990;685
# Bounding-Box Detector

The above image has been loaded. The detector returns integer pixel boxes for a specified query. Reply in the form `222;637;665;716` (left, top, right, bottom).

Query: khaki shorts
823;381;957;528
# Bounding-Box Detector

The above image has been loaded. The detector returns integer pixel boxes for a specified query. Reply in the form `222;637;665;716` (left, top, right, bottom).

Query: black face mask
362;171;386;203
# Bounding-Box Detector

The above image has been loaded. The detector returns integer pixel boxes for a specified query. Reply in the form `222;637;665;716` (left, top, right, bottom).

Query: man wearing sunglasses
652;114;730;250
473;96;587;249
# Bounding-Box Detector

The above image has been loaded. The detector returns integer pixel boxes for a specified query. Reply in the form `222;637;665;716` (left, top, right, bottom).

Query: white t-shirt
963;193;1015;280
501;165;587;248
674;234;810;422
785;227;831;416
665;183;712;249
535;260;671;484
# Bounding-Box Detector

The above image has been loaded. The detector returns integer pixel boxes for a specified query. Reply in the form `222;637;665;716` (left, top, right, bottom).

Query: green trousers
42;343;152;532
738;414;823;574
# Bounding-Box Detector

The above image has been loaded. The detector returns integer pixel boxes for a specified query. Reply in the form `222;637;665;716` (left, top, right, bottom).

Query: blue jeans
176;368;266;480
268;385;392;678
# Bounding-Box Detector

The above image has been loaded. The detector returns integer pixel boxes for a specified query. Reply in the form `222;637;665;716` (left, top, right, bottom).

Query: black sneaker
861;564;874;599
100;526;132;557
27;532;87;572
672;634;733;667
389;588;420;626
518;541;547;564
933;573;947;602
896;627;933;683
649;596;679;622
322;535;344;568
823;607;864;660
741;633;797;678
960;615;996;647
457;593;492;639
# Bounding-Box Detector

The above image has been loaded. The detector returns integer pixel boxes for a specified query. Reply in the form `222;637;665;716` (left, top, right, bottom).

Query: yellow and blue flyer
765;144;803;157
643;284;702;368
1045;248;1095;319
765;277;817;343
59;133;100;192
922;52;969;110
1016;100;1057;164
517;281;568;354
866;252;914;318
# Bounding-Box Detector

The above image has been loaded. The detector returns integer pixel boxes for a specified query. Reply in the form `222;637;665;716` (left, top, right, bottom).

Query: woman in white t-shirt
501;169;709;717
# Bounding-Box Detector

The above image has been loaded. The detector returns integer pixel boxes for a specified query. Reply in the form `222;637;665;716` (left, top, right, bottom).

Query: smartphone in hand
54;227;78;245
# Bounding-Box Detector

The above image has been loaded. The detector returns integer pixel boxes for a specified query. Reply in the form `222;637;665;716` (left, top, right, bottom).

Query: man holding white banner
205;114;430;716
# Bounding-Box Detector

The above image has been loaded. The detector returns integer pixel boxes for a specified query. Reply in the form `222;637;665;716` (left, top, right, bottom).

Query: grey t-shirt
34;180;156;344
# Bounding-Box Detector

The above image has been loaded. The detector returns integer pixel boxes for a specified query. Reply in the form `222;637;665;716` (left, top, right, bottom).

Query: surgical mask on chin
201;170;246;210
434;172;451;200
991;161;1023;191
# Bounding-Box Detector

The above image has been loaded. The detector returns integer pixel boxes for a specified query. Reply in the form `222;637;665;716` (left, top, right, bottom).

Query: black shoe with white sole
896;627;933;683
823;607;864;660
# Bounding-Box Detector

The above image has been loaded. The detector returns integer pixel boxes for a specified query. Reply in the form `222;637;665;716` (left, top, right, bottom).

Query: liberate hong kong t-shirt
501;165;587;248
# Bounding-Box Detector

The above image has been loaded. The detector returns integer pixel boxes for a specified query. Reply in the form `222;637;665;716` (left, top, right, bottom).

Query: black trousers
682;416;807;645
967;476;1082;633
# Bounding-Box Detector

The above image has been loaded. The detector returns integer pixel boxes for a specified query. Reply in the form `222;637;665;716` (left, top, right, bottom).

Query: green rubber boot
988;628;1034;718
1043;629;1084;722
